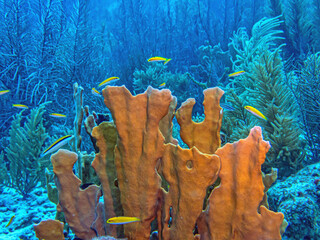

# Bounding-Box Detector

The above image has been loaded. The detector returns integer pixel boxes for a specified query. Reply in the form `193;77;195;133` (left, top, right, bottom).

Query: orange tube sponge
197;127;284;240
160;144;220;240
102;86;173;240
176;87;224;154
34;219;64;240
261;168;278;209
91;122;123;237
51;149;105;239
159;96;178;144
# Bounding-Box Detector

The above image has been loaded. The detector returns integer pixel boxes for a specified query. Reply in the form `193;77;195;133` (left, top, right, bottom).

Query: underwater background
0;0;320;239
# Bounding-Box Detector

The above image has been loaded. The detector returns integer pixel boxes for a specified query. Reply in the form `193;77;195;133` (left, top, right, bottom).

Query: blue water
0;0;319;239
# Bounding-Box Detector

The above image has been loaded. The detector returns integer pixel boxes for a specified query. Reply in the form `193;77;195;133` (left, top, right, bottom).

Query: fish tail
164;58;171;65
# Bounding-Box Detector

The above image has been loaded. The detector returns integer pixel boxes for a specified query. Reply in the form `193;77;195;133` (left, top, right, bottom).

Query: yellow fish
91;87;101;97
159;82;166;88
41;135;73;157
49;113;66;118
6;215;15;227
0;90;10;95
228;70;245;77
148;56;171;65
107;216;141;225
98;77;120;87
12;104;28;109
244;106;267;121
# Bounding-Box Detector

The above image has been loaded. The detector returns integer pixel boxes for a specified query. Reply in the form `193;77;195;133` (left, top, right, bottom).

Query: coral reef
133;64;190;104
268;163;320;239
133;64;166;93
39;86;285;240
0;185;56;239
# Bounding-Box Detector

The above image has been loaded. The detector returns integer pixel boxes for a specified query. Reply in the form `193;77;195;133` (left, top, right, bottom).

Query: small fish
41;135;73;157
148;56;171;65
0;90;10;95
228;70;245;77
91;87;101;97
159;82;166;88
244;105;267;121
12;104;28;109
220;103;235;111
107;216;141;225
49;113;67;118
98;77;120;87
6;215;15;227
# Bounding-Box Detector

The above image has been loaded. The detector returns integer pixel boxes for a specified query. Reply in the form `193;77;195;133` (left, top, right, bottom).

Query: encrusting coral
35;85;286;240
